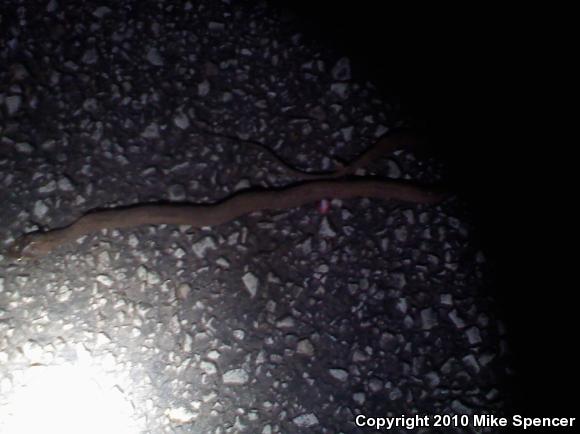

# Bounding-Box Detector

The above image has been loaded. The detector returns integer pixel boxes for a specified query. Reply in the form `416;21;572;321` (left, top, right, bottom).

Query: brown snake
5;131;445;261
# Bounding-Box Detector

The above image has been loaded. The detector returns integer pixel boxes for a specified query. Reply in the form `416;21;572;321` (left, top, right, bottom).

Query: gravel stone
329;368;349;382
222;368;249;385
5;95;21;115
192;236;217;258
242;272;259;297
297;339;314;356
33;200;49;219
146;47;164;66
292;413;319;428
96;274;114;287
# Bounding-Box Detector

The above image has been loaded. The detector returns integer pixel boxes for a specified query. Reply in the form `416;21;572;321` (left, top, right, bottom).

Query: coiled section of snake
5;132;444;260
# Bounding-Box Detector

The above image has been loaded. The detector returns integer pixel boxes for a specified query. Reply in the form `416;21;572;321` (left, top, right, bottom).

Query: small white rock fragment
330;82;349;99
168;184;186;201
216;257;230;268
174;247;186;258
207;350;220;360
128;234;139;248
165;407;196;424
16;142;34;154
57;176;74;191
198;80;210;96
448;309;465;328
440;293;453;306
137;265;148;281
319;217;336;237
329;368;349;382
176;283;191;300
368;377;383;392
389;387;403;400
93;6;112;18
292;413;319;428
146;271;160;285
466;326;482;345
234;179;250;191
208;21;225;31
425;371;441;387
396;297;408;314
82;48;98;64
96;332;111;345
352;349;370;363
97;251;110;267
222;368;249;385
341;125;354;141
387;160;402;178
146;47;164;66
33;200;49;219
46;0;58;12
395;226;407;242
374;125;389;137
242;272;259;297
141;123;160;139
6;95;21;115
275;316;295;329
200;361;217;375
21;340;44;362
421;307;438;330
297;339;314;356
173;112;190;130
192;236;217;258
96;274;114;287
353;392;366;405
462;354;480;373
39;180;56;193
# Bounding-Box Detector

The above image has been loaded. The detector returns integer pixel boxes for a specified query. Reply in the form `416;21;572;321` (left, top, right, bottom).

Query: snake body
6;131;443;260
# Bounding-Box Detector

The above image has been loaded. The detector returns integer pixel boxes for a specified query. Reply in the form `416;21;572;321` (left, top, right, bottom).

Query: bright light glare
0;363;140;434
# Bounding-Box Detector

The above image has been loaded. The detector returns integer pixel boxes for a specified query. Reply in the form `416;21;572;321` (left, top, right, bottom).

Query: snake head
5;232;51;263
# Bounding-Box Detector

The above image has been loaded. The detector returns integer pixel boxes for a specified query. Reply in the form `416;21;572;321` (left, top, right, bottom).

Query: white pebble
176;283;191;300
330;82;349;99
198;80;210;96
5;95;21;115
466;326;482;345
329;368;349;382
57;176;74;191
319;217;336;238
16;142;34;154
96;274;114;287
192;236;217;258
297;339;314;356
222;368;249;385
200;361;217;375
33;200;49;218
293;413;319;428
146;47;164;66
173;112;190;130
242;272;259;298
165;407;196;424
93;6;112;18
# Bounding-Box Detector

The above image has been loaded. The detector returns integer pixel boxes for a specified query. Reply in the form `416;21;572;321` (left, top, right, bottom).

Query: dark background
277;2;574;416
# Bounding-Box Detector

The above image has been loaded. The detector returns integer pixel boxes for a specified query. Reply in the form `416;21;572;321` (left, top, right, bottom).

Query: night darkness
0;1;576;432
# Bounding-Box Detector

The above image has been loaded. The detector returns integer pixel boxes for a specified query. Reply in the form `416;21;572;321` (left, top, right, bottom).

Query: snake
5;131;445;261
